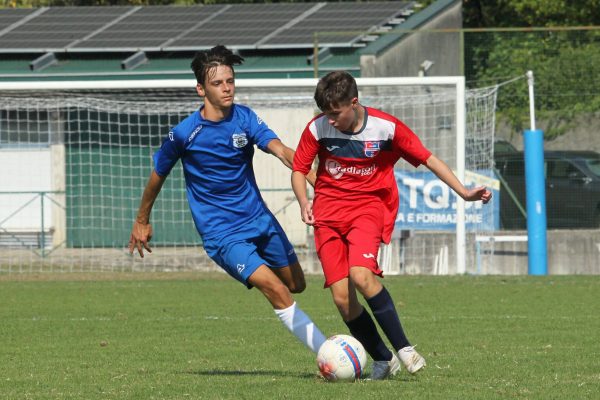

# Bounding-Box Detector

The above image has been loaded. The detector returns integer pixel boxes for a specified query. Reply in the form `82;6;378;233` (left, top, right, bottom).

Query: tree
463;0;600;28
463;0;600;138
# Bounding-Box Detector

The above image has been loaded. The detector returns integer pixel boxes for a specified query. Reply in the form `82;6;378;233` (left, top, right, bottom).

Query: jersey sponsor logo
364;141;380;157
168;130;174;141
326;159;344;179
188;125;202;142
237;263;246;273
326;145;340;152
362;253;376;259
288;248;295;256
232;133;248;148
325;158;378;179
257;116;264;125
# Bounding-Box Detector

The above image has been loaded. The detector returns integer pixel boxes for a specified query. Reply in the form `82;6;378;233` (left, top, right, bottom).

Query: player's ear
196;83;205;97
351;97;359;106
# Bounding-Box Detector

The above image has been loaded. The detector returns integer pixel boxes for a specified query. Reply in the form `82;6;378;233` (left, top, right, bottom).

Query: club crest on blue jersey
364;141;380;157
232;133;248;148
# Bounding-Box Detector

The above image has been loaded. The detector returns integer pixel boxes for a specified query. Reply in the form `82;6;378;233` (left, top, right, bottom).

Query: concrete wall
497;113;600;154
473;230;600;275
360;0;462;78
50;144;66;247
385;230;600;275
0;149;53;231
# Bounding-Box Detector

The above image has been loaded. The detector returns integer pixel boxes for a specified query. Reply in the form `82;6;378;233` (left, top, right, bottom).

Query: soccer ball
317;334;367;382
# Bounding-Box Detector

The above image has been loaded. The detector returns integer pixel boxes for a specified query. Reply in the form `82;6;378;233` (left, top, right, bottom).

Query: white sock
274;302;327;354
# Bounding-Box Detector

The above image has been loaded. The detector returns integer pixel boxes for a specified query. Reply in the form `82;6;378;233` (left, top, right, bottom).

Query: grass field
1;273;598;399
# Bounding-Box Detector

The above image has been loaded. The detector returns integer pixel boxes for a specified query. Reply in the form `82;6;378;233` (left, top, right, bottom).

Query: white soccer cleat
370;354;401;380
398;345;426;374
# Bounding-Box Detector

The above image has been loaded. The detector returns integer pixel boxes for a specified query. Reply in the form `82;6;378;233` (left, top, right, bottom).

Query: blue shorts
202;212;298;288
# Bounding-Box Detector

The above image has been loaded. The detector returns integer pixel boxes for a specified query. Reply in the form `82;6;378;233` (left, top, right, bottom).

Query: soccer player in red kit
292;71;492;380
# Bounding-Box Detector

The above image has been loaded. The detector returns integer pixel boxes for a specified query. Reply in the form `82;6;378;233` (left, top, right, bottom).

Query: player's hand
128;221;153;257
300;200;315;226
464;186;492;204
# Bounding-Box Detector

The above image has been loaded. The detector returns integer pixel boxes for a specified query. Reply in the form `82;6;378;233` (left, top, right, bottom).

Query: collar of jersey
197;104;236;125
339;107;369;136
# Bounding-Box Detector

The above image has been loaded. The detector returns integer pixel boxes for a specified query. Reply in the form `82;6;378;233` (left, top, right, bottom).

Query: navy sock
366;286;411;351
345;308;392;362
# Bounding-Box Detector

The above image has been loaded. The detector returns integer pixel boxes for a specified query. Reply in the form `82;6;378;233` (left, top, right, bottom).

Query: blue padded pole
523;129;548;275
524;71;547;275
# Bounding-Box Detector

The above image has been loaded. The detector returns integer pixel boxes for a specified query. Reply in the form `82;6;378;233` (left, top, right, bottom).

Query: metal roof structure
0;2;414;53
0;0;464;81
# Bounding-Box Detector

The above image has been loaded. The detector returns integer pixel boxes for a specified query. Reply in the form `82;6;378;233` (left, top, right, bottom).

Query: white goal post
0;77;497;274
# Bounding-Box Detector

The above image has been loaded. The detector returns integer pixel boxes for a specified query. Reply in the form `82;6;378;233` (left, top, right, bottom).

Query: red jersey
293;106;431;243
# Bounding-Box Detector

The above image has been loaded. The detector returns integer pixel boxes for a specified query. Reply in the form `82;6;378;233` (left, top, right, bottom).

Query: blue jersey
153;104;279;240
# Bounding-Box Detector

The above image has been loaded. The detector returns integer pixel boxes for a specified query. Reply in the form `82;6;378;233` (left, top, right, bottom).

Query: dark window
548;160;582;179
504;160;525;176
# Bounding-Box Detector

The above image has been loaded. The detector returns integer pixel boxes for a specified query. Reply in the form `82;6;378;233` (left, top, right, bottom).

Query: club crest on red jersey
364;141;380;157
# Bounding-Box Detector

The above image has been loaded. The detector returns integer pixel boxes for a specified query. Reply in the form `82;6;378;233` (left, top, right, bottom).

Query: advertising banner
394;169;500;231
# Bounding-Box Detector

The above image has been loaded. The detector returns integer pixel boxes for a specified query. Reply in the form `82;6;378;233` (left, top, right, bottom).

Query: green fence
66;146;199;248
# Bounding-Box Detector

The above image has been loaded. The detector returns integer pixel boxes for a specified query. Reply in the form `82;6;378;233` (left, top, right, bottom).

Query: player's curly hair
191;45;244;85
314;71;359;112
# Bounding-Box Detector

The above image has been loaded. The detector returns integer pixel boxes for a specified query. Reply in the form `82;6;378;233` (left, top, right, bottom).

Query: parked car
494;151;600;229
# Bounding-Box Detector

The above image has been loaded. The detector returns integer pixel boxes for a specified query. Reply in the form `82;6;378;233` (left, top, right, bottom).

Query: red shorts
314;203;384;287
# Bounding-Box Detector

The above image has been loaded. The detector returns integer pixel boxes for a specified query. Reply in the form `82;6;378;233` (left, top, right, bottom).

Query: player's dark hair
314;71;359;111
191;45;244;85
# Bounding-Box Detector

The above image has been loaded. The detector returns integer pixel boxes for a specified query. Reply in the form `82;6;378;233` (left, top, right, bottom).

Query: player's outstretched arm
267;139;316;186
291;170;315;225
129;170;167;257
267;138;294;168
424;154;492;204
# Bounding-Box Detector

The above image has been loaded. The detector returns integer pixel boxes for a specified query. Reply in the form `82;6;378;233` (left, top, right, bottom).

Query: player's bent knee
249;266;294;308
288;278;306;294
350;267;379;292
275;262;306;294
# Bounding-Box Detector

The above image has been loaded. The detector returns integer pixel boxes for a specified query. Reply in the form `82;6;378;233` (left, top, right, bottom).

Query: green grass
1;274;598;399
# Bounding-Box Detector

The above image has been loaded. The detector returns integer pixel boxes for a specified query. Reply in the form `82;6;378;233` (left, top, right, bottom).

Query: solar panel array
171;3;317;49
266;2;412;46
72;5;228;50
0;2;413;52
0;7;135;51
0;8;37;30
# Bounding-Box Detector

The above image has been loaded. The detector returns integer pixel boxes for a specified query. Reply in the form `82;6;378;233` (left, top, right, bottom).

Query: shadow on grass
185;369;317;379
185;369;420;382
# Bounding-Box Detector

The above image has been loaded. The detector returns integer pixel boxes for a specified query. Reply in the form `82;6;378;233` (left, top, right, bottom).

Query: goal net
0;78;498;274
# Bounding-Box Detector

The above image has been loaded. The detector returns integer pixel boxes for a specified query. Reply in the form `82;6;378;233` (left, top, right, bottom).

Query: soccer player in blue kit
128;45;327;357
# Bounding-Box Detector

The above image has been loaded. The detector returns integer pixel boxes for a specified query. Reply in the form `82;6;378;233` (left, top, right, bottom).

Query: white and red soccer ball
317;334;367;382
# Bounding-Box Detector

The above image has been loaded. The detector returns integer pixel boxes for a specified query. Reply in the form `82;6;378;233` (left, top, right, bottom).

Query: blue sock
366;286;411;351
345;307;393;362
